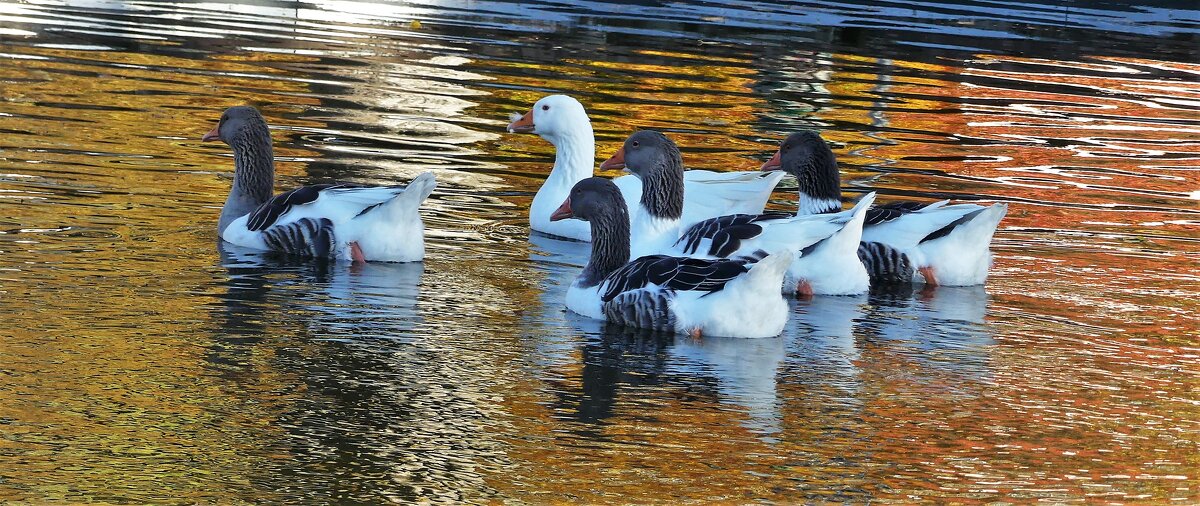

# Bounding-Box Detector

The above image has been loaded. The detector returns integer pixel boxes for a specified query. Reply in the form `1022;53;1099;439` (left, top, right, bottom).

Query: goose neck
228;128;275;206
580;208;631;287
637;162;683;221
544;122;595;186
798;192;843;215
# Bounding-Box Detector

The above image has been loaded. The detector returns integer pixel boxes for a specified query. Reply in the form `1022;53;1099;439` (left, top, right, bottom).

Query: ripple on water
0;0;1198;503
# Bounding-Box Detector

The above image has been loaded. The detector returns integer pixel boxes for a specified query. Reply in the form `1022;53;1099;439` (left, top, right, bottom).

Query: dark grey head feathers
564;177;628;224
211;106;275;233
566;177;631;287
214;106;272;147
621;130;684;220
779;131;841;203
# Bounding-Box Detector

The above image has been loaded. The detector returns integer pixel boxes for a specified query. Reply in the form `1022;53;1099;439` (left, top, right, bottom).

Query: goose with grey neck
551;177;791;338
204;106;436;263
762;131;1008;286
506;94;783;241
602;130;876;296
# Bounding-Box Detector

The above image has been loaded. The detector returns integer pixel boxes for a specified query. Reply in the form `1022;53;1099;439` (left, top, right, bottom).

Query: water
1;0;1197;502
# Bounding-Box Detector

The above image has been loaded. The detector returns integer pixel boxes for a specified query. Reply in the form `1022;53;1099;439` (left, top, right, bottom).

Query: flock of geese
203;95;1008;338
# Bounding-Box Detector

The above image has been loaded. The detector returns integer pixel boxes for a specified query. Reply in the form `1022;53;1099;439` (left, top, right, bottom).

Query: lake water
1;0;1197;503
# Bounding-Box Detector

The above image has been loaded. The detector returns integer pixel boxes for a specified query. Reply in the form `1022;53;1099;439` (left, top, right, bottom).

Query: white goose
507;94;783;241
602;130;877;296
551;177;792;338
762;131;1008;286
204;106;436;263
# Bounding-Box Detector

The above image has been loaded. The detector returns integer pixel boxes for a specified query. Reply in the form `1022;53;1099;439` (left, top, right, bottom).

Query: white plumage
669;193;877;296
765;130;1008;287
510;94;782;241
564;251;793;338
221;173;437;263
556;177;792;338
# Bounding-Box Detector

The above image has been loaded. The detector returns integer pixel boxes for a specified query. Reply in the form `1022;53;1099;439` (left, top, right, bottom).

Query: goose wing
600;255;752;302
246;184;414;231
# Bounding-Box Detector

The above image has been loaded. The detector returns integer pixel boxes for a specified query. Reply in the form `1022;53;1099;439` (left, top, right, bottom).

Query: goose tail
916;203;1008;286
742;250;794;296
385;171;437;218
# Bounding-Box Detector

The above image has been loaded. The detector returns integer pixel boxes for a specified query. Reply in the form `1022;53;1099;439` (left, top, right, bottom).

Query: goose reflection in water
526;235;997;442
857;284;996;382
215;241;425;339
209;244;512;502
670;334;788;439
207;241;427;378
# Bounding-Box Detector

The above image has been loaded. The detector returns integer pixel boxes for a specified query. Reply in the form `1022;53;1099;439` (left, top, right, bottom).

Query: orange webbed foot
795;280;814;300
349;241;367;264
918;266;938;287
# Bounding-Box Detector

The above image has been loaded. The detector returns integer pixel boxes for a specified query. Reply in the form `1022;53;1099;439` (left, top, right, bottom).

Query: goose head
761;131;842;210
551;177;632;281
203;106;271;146
507;94;591;144
599;130;682;178
600;129;684;220
203;105;275;233
550;176;627;224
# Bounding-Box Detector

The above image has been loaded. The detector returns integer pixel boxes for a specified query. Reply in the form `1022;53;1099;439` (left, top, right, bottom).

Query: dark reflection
207;243;510;504
205;241;336;375
528;233;657;432
207;241;426;380
429;0;1200;62
522;232;592;370
213;241;423;320
561;326;675;432
213;241;278;339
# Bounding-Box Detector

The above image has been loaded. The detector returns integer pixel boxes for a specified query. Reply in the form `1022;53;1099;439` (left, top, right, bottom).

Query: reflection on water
670;333;790;438
1;0;1197;502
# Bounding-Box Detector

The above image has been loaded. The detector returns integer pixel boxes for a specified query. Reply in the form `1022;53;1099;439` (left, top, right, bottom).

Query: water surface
1;0;1198;503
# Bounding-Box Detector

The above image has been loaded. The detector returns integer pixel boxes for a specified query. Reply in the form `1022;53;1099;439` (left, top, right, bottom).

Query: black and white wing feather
603;290;676;332
259;217;337;258
857;241;914;284
246;183;362;231
599;255;753;303
674;212;793;257
864;201;939;226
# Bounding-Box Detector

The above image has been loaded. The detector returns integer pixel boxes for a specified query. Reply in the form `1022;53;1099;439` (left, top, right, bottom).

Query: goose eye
631;140;639;148
542;105;550;111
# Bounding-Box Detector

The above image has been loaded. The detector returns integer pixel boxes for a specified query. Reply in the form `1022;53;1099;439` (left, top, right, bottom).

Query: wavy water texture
0;0;1197;503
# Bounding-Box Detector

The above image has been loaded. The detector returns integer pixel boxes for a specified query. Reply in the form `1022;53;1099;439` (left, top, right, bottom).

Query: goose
551;177;792;338
203;106;436;263
761;131;1008;286
602;130;876;296
506;94;783;241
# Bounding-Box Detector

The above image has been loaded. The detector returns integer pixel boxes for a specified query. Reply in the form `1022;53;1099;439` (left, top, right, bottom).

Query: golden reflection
0;4;1198;503
809;53;1199;242
0;41;327;500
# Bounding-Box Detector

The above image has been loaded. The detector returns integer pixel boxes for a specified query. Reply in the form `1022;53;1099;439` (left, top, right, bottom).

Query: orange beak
549;197;573;221
507;110;535;133
202;122;221;142
760;149;782;170
599;146;626;171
